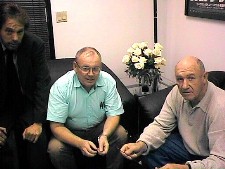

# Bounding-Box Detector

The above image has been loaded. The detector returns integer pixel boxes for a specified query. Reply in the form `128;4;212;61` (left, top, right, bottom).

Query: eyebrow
5;27;24;32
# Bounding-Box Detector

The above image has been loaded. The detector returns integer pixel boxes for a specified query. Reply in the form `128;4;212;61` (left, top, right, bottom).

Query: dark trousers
48;121;128;169
142;133;206;169
0;120;48;169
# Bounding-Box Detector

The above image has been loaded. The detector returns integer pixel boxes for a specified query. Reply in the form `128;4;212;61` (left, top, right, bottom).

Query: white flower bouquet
122;42;166;84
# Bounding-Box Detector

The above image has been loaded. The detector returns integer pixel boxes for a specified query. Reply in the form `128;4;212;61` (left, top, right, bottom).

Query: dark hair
0;2;29;29
75;47;101;60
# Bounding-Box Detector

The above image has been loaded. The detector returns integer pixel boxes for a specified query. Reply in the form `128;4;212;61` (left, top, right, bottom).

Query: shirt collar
1;43;6;51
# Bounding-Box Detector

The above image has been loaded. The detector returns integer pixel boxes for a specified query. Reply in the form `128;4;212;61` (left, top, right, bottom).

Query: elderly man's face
175;57;208;107
73;50;102;91
0;18;24;50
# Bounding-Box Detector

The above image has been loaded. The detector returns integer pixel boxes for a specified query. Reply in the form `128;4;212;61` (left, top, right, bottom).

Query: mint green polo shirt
47;70;124;130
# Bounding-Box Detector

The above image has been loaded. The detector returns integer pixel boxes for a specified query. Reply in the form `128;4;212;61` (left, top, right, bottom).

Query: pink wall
158;0;225;83
51;0;225;85
51;0;154;86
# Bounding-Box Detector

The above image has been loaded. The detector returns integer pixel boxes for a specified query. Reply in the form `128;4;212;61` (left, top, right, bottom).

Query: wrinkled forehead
175;62;204;78
3;18;25;30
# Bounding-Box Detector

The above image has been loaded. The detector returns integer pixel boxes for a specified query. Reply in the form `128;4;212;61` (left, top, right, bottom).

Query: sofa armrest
137;86;173;132
208;71;225;90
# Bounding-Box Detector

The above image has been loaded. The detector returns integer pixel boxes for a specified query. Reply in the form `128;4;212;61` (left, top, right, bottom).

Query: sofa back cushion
138;86;173;131
208;71;225;90
47;58;74;86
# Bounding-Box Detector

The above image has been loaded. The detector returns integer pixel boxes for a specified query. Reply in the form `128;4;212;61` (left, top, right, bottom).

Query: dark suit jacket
0;31;51;130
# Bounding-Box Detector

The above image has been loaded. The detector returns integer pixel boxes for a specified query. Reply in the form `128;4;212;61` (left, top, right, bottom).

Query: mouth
181;90;192;97
86;78;95;83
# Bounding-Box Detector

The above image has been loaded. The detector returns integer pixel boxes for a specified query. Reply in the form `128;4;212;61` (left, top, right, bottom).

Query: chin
85;83;95;88
6;46;18;51
182;95;194;102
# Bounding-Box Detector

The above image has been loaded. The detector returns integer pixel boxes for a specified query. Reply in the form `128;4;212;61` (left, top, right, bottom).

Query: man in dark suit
0;3;51;169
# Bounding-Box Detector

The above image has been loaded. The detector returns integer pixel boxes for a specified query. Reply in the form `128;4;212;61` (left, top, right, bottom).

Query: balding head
175;56;205;74
75;47;101;62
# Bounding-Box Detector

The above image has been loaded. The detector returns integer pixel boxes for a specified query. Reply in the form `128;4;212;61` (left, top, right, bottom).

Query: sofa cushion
208;71;225;90
47;58;74;86
137;86;173;131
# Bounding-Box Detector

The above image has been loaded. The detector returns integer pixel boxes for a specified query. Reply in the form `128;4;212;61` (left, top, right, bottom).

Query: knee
47;138;63;156
113;125;128;144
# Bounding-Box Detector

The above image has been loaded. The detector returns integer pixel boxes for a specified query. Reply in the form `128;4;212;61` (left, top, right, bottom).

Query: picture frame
185;0;225;21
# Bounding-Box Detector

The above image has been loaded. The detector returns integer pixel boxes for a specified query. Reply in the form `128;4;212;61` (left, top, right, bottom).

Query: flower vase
138;72;159;94
139;75;150;94
152;75;159;92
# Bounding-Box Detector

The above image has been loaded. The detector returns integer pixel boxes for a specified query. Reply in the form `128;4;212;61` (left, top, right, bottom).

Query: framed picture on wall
185;0;225;21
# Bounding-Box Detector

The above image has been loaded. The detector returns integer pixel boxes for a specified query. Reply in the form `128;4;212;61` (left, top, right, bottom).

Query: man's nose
87;68;94;75
12;33;19;41
182;79;189;89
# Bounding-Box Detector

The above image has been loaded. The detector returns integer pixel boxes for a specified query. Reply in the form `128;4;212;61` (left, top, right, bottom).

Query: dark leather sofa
47;58;225;169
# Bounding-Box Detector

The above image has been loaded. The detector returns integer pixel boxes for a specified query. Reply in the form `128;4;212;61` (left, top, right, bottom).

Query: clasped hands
79;135;109;157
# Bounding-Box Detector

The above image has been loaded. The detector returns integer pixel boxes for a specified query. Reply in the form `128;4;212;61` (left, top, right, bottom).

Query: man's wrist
137;140;148;153
98;134;108;142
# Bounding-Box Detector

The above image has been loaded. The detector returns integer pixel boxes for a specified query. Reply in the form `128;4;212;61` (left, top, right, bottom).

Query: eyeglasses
75;61;101;74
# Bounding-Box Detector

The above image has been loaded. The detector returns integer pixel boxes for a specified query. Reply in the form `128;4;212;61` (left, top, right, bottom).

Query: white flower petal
134;62;144;69
139;42;148;49
127;47;134;53
122;55;130;64
143;48;152;56
152;49;162;56
154;43;163;51
132;43;139;49
131;56;139;62
139;56;147;63
133;48;142;56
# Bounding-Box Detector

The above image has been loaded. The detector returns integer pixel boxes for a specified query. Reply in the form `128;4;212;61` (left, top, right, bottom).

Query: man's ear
203;71;208;81
73;61;77;71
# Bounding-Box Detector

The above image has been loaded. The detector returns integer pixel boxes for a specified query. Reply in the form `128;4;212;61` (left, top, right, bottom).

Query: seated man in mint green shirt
47;47;127;169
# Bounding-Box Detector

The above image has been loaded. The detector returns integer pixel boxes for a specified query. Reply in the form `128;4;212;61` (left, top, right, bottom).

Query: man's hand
22;123;42;143
0;127;7;148
158;164;190;169
97;135;109;155
78;140;98;157
120;141;147;160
